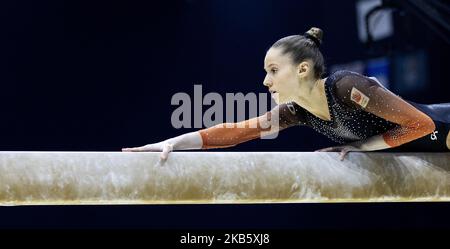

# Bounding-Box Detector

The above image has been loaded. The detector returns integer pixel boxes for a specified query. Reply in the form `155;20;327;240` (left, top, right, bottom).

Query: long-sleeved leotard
199;70;450;151
199;101;305;149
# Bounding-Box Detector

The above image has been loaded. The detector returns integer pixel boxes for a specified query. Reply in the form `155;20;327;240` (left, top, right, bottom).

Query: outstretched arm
199;104;289;149
123;102;304;159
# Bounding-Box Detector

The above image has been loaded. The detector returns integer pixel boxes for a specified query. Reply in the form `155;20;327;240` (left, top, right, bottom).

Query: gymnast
123;27;450;160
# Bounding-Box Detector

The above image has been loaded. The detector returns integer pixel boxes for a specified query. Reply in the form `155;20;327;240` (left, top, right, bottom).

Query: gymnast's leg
407;101;450;123
405;101;450;151
419;103;450;150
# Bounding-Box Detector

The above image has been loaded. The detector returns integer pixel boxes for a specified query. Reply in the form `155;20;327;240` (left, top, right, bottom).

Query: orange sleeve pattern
199;116;269;149
198;102;305;149
336;75;436;148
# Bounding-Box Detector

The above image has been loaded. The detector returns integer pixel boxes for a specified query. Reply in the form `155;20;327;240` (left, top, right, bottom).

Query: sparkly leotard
282;70;450;151
289;71;398;144
199;70;450;152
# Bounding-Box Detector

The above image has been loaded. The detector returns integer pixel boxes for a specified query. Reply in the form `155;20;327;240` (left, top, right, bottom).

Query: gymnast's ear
296;60;313;79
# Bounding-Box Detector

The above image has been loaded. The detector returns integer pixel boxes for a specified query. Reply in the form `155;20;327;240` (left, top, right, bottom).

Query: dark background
0;0;449;230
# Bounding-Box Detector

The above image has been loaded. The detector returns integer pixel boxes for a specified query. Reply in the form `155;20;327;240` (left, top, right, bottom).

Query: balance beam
0;151;448;205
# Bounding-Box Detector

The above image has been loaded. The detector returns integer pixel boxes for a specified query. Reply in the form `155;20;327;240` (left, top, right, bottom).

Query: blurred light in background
356;0;394;42
365;56;390;88
329;57;390;88
392;50;428;94
329;61;366;75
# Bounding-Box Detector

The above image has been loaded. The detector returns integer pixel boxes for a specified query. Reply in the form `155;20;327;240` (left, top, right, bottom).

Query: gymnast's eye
271;68;278;74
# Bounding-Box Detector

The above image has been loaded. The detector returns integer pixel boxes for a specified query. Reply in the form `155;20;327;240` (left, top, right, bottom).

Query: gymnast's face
263;47;303;104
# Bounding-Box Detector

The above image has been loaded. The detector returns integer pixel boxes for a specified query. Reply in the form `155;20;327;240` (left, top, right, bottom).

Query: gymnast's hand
122;142;173;161
315;145;362;161
121;132;203;161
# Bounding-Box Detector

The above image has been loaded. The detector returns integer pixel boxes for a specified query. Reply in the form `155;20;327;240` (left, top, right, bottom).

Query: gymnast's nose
263;74;272;88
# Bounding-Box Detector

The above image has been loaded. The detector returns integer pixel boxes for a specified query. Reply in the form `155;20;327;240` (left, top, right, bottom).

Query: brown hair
271;27;325;78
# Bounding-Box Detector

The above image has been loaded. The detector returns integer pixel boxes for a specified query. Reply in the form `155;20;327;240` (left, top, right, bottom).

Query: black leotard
277;70;450;152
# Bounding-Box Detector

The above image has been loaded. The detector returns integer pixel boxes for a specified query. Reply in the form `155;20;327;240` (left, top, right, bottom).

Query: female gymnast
123;27;450;160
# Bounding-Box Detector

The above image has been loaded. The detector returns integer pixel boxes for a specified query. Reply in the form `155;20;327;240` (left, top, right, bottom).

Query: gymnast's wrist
165;131;203;151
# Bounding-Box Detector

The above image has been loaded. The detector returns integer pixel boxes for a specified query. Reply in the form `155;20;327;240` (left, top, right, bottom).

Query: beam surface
0;151;449;205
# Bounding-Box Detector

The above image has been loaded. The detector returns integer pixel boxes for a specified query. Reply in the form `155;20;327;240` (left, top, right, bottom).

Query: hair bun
304;27;323;47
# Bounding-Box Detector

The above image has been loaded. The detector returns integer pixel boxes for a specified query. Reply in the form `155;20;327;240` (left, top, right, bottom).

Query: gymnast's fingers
122;147;142;152
160;143;173;160
316;147;336;152
122;143;162;152
340;149;350;161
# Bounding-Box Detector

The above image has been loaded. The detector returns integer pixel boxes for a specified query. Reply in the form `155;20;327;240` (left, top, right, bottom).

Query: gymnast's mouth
269;90;277;94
